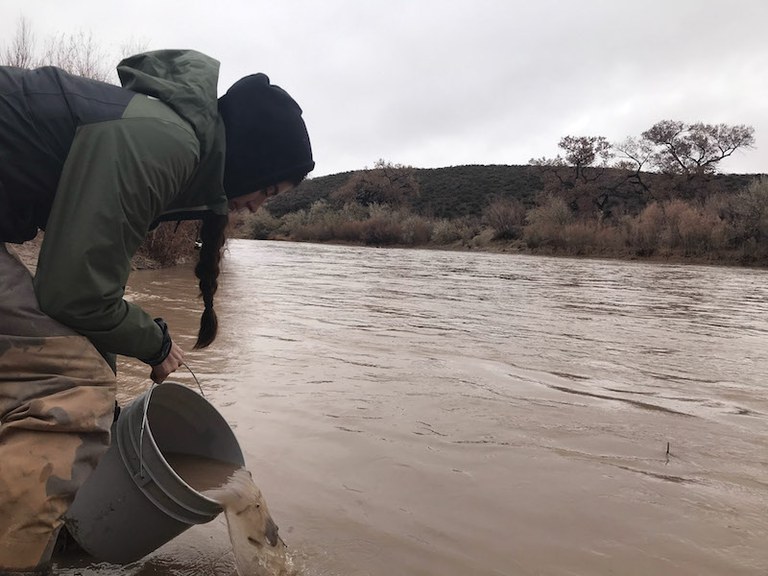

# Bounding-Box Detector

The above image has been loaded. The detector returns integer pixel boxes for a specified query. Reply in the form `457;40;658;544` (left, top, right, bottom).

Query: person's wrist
141;318;173;366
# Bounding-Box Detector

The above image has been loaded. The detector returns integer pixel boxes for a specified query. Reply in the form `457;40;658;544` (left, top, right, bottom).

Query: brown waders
0;244;116;573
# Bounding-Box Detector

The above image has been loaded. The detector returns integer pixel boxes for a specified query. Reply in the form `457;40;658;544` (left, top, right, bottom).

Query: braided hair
193;212;229;348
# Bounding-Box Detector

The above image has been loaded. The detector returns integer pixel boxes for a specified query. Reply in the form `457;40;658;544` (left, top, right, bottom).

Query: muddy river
55;239;768;575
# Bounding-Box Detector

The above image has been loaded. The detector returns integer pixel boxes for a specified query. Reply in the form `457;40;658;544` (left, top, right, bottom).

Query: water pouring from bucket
63;381;293;575
204;468;295;576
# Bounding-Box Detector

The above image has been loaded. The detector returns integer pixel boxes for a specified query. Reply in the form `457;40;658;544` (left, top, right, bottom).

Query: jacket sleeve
33;116;200;361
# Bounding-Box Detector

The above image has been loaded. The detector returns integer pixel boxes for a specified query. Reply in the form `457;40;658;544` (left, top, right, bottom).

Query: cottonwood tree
530;135;613;180
558;135;613;181
529;135;617;215
535;120;757;211
616;121;756;201
612;136;656;202
641;120;755;177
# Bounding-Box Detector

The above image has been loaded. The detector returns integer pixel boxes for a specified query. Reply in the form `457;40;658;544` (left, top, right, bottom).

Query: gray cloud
2;0;766;176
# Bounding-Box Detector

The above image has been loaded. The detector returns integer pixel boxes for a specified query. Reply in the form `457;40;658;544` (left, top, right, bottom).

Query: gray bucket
64;381;244;564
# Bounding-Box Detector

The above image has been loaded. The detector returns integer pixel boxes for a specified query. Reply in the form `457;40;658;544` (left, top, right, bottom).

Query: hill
266;164;758;220
267;165;542;219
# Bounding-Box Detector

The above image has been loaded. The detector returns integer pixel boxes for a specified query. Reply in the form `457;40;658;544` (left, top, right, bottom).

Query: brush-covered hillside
237;162;767;267
266;163;755;220
266;165;543;219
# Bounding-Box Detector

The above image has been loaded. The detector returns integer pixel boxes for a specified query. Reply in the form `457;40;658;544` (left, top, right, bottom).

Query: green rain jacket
0;50;228;367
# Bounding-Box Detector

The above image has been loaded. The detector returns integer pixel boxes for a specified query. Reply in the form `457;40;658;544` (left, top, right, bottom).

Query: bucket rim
117;381;245;518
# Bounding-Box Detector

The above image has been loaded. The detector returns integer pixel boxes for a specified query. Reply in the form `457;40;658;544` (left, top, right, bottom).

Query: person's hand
150;341;185;383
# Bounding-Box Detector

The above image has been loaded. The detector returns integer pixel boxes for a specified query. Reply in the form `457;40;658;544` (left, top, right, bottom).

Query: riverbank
257;232;768;271
237;178;768;271
451;239;766;269
14;227;764;276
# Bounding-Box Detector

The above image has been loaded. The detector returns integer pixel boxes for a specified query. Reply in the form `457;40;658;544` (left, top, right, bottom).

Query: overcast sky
2;0;767;177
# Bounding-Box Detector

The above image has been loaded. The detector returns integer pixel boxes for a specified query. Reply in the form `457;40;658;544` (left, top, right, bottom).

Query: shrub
431;218;472;244
675;205;722;256
524;195;573;249
728;177;768;244
527;195;572;226
136;221;198;267
335;220;366;242
562;221;597;254
280;209;309;236
630;202;665;255
483;197;526;240
339;201;369;222
470;227;496;249
594;221;628;254
399;215;433;245
361;216;402;245
243;210;283;240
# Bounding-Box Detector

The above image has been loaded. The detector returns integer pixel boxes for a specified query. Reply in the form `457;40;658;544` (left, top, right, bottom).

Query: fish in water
204;468;294;576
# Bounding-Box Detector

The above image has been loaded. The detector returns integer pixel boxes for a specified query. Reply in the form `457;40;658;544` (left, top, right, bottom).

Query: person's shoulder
115;94;200;158
121;94;197;139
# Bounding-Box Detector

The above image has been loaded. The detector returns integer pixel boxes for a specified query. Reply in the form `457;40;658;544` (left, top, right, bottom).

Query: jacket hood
118;50;228;220
117;49;220;149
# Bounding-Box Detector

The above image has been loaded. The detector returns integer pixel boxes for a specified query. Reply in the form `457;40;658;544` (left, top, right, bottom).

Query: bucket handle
139;383;157;479
180;362;206;398
137;363;206;479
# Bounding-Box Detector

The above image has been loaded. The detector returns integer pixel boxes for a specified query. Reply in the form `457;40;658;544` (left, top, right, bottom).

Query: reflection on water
57;241;768;576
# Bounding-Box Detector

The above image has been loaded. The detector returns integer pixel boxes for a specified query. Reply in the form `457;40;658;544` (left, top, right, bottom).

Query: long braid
194;212;229;348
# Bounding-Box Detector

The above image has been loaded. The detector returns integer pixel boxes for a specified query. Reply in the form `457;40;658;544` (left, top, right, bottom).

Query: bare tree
40;30;111;82
1;18;114;82
641;120;755;176
534;119;757;212
120;36;150;59
530;136;612;180
612;136;655;201
558;135;613;181
529;155;566;167
529;135;618;215
1;16;36;68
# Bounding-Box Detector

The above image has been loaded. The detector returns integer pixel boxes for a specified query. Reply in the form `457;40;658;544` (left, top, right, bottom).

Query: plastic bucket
64;381;244;564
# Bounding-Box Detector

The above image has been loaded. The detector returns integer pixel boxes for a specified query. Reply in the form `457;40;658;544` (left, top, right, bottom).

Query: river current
57;239;768;575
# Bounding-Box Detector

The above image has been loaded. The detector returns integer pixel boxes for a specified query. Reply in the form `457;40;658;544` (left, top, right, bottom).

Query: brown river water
54;239;768;576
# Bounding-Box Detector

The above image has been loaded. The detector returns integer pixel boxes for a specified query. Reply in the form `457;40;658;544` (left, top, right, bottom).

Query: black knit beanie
218;73;314;198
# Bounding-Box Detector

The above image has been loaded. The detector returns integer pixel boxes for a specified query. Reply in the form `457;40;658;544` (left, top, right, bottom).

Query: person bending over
0;49;314;573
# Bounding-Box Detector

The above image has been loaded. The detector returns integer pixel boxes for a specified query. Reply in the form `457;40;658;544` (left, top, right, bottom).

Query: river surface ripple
58;240;768;576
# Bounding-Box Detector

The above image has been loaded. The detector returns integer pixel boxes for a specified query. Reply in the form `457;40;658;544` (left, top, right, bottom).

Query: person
0;49;314;573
